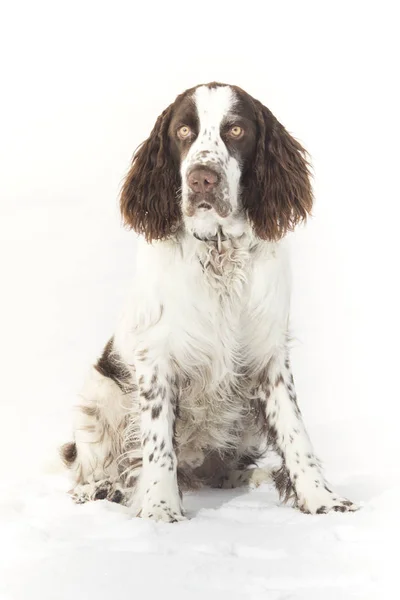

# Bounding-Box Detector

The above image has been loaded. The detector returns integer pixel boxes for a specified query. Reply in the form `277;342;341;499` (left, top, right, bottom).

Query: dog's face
168;85;257;240
121;83;313;243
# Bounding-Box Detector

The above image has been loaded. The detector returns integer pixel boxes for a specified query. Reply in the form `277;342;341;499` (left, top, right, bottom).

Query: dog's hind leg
61;339;137;505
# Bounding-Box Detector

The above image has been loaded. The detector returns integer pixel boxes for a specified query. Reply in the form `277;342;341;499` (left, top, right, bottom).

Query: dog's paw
69;483;93;504
138;502;187;523
136;480;186;523
297;487;359;515
69;479;126;505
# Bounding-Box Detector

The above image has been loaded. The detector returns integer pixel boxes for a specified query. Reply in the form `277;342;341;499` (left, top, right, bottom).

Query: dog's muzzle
185;164;231;218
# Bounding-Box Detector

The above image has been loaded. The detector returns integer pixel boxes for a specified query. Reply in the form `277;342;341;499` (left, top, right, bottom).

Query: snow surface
1;0;399;598
0;448;396;600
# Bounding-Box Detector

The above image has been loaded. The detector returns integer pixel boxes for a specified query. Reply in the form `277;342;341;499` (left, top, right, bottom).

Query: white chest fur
114;234;291;454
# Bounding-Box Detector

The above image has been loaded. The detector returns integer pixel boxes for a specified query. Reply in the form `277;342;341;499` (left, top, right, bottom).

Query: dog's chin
186;218;248;243
182;198;247;242
186;220;219;242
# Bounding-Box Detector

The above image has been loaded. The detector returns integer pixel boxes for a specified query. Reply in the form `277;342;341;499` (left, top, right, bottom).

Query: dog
61;82;357;522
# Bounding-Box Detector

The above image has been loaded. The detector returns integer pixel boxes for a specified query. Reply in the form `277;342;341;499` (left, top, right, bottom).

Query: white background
1;1;399;598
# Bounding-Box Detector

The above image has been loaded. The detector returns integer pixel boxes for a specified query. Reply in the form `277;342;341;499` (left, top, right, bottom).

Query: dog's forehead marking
193;85;237;132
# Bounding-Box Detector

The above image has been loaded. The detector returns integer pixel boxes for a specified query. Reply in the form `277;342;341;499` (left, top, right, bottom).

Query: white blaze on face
181;85;244;240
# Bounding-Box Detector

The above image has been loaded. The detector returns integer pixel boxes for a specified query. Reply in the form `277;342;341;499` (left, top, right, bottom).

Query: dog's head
121;82;313;242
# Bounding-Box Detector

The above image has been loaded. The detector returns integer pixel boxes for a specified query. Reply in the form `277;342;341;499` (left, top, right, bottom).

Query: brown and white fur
61;83;357;522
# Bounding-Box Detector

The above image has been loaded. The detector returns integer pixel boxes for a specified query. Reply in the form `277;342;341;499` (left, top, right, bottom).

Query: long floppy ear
120;105;181;242
243;101;313;241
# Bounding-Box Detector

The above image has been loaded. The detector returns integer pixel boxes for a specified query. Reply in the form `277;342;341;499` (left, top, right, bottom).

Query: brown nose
187;168;218;194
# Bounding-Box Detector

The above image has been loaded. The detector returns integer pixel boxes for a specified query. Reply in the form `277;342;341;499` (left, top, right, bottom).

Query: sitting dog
61;82;357;522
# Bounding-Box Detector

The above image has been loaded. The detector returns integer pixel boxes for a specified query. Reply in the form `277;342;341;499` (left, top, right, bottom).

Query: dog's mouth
193;231;227;243
192;227;228;251
185;192;232;219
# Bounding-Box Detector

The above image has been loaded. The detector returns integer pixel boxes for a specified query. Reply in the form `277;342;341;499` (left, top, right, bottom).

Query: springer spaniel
61;82;357;521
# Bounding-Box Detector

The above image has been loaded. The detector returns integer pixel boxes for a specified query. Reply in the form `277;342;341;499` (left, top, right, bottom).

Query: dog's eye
229;126;244;138
177;126;192;139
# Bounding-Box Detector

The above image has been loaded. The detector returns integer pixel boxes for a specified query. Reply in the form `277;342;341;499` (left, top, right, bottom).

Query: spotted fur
62;83;357;521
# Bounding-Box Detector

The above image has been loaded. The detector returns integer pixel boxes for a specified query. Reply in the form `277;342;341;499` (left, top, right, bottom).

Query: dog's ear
120;105;181;242
243;101;313;240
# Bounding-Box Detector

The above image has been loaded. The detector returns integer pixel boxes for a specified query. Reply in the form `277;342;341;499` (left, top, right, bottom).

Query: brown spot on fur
111;490;124;504
272;465;296;503
341;500;354;507
95;338;134;392
151;404;162;419
60;442;77;466
94;485;110;500
316;506;328;514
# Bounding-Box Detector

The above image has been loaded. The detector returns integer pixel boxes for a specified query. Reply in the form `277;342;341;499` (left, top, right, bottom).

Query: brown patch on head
120;82;235;242
219;85;259;171
168;93;199;164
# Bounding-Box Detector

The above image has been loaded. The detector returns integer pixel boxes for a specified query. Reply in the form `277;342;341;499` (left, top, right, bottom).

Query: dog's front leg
261;351;358;514
134;356;185;522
